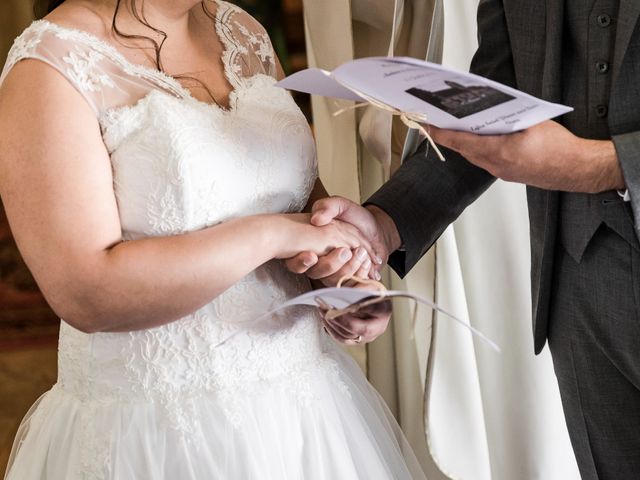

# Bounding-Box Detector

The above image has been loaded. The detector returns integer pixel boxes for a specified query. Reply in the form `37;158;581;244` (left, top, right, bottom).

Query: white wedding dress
1;3;425;479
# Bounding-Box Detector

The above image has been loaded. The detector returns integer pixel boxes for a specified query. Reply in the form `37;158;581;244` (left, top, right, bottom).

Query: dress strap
214;1;278;87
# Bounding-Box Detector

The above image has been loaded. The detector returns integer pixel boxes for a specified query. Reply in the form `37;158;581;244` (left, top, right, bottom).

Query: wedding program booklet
215;286;500;352
276;56;572;135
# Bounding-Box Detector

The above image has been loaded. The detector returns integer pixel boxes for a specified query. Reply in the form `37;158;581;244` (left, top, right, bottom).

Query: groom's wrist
366;205;402;255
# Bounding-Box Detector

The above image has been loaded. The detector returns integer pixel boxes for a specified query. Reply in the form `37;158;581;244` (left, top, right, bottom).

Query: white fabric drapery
425;1;580;477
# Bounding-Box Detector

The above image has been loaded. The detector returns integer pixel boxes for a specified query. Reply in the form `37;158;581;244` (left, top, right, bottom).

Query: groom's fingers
324;315;362;339
310;196;348;226
323;321;351;343
284;251;318;274
327;308;391;343
311;197;383;268
321;312;354;343
323;317;365;344
312;196;368;229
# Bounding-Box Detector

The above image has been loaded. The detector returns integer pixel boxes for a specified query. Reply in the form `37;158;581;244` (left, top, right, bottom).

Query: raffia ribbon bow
333;97;446;162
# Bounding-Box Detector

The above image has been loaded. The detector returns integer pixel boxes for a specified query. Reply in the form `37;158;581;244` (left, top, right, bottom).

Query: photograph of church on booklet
406;80;516;119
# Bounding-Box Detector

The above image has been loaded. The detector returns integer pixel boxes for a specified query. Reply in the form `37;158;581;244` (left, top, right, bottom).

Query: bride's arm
0;61;369;334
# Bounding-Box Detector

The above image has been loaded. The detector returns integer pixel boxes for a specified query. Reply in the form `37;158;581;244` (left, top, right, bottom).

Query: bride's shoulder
15;1;111;47
1;5;118;116
5;3;109;66
43;2;110;37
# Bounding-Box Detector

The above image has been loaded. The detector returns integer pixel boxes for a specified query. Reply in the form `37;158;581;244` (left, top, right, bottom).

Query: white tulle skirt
4;347;425;480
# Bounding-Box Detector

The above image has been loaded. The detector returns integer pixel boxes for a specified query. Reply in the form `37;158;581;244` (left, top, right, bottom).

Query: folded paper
214;286;500;352
277;56;572;136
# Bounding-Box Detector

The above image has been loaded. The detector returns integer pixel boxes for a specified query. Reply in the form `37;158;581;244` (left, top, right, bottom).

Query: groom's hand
285;197;401;285
428;120;625;192
322;284;393;346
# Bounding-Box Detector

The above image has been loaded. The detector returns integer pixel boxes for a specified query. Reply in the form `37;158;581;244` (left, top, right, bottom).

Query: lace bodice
1;0;338;456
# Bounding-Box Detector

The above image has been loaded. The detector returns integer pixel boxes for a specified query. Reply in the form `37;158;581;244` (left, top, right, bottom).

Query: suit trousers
548;224;640;480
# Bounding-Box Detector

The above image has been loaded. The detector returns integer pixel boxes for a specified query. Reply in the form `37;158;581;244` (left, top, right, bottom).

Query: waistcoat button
596;14;611;27
595;104;608;118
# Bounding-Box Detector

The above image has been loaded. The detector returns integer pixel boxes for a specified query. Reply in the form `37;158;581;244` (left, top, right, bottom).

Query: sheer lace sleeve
215;2;278;85
0;21;168;117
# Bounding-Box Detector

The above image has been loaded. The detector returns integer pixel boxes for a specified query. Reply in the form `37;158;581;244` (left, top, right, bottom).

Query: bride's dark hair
33;0;220;103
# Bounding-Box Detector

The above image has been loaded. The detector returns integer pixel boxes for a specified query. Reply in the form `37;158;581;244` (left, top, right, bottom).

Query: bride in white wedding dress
0;1;425;479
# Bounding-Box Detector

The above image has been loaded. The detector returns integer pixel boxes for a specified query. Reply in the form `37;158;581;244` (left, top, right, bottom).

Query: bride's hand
274;213;375;269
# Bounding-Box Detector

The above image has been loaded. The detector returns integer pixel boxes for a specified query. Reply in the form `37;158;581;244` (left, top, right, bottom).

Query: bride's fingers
354;256;372;279
342;225;382;267
349;234;378;266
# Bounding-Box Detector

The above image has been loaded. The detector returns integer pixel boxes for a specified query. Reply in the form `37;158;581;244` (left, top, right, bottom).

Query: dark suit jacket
368;0;640;353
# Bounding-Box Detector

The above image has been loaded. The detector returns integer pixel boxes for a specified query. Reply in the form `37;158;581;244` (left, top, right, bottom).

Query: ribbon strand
332;98;446;162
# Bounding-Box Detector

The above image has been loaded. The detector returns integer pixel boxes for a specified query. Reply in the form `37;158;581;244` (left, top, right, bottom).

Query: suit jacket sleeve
366;0;517;277
613;133;640;243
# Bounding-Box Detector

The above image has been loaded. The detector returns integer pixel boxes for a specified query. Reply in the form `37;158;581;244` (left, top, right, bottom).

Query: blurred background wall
1;1;34;61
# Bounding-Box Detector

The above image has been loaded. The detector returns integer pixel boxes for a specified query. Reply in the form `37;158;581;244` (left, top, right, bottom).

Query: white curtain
422;1;581;478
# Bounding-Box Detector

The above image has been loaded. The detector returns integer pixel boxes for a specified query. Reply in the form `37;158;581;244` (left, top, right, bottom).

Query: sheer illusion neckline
38;0;242;112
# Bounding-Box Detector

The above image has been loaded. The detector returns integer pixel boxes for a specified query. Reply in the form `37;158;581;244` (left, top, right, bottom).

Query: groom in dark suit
288;0;640;478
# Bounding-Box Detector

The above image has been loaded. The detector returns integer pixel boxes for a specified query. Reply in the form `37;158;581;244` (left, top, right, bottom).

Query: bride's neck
123;0;207;35
118;0;204;23
64;0;208;37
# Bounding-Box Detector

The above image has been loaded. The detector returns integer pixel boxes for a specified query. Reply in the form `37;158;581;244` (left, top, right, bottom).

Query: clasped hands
284;198;400;346
285;120;626;345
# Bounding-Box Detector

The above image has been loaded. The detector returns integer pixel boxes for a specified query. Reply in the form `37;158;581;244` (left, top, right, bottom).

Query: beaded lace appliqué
62;47;115;92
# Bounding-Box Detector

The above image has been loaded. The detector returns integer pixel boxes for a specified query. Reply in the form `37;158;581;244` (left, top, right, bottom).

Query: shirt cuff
618;189;631;202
